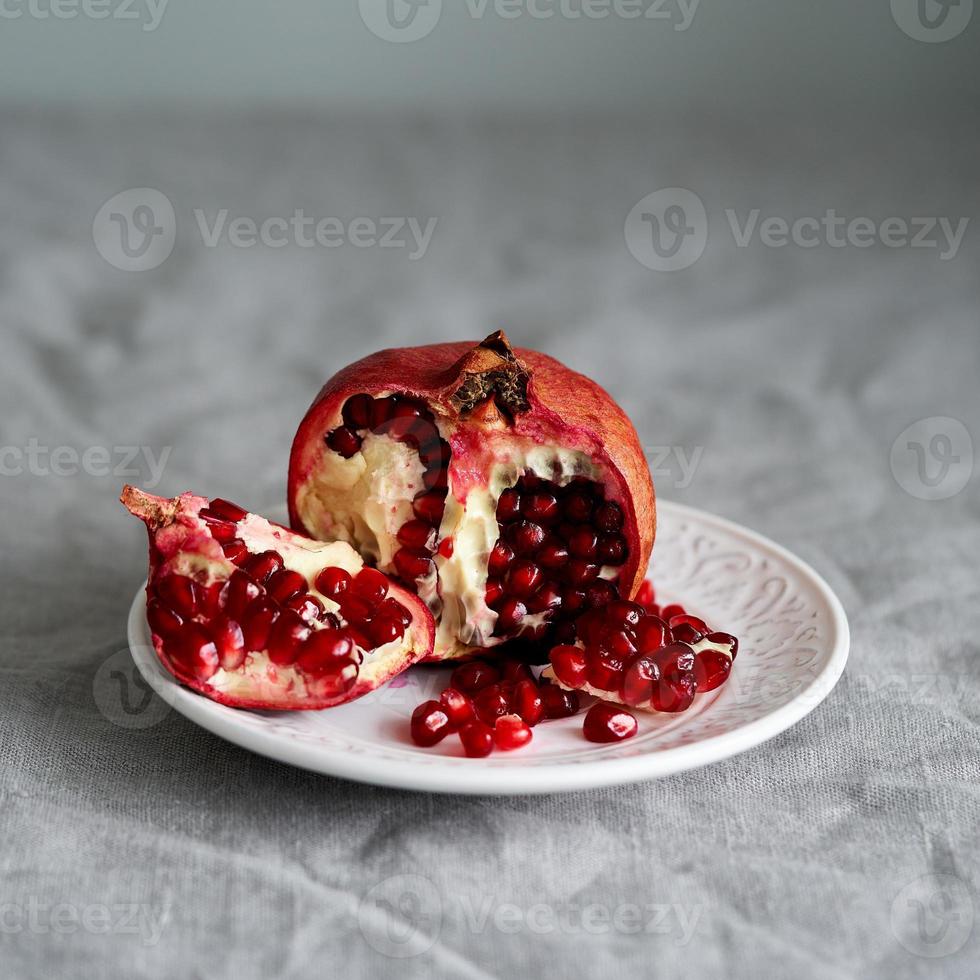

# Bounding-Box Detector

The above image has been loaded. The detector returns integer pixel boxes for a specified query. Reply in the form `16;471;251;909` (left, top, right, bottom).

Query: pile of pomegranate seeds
324;394;453;587
548;581;737;714
488;475;629;639
151;499;414;695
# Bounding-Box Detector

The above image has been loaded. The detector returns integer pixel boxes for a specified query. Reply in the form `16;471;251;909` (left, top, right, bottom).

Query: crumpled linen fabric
0;111;977;980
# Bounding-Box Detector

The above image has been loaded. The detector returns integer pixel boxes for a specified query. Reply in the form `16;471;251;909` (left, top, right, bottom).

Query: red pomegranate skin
288;333;656;656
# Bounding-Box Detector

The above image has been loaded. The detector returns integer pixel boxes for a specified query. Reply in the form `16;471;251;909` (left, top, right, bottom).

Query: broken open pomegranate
122;487;434;710
289;331;655;660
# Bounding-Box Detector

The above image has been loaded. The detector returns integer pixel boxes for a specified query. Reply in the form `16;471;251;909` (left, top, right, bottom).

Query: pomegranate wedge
289;331;655;659
122;486;434;710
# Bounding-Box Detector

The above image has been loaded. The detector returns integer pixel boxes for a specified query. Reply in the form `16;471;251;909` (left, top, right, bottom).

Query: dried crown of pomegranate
122;486;434;710
289;331;655;660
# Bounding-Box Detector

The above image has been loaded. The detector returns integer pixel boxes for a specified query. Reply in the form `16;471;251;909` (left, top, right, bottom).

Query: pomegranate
122;486;434;710
542;598;738;714
289;331;655;660
583;702;638;743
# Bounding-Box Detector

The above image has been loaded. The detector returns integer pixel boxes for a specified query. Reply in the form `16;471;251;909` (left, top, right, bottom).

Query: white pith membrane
540;634;735;712
152;507;422;702
296;425;628;658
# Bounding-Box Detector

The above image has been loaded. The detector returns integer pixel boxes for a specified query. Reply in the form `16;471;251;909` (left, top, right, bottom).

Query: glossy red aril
289;332;655;660
494;714;532;750
474;684;511;725
439;688;475;728
539;682;580;719
512;678;544;726
693;649;732;691
411;701;452;747
583;702;638;743
450;660;501;695
458;720;494;757
123;487;434;710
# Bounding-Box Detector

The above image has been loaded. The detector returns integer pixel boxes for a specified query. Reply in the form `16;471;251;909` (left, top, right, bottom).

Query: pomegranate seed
156;574;198;619
458;721;494;757
565;559;600;586
242;550;284;584
597;534;627;565
583;702;637;742
484;579;505;608
326;426;362;458
201;579;225;616
210;615;246;671
412;489;446;526
620;654;661;706
508;521;545;556
694;650;732;691
634;615;671;653
391;398;423;420
563;489;593;522
242;598;280;651
439;688;475;727
168;623;219;681
660;603;686;621
451;660;501;695
474;685;511;725
351;567;389;605
419;439;451;472
285;593;326;624
393;547;433;580
600;628;638;658
587;651;628;692
423;466;448;491
147;599;183;638
410;700;451;747
266;569;308;604
438;537;454;559
562;588;588;615
653;642;696;675
670;614;709;633
512;679;544;726
537;541;569;569
650;670;697;713
369;615;406;646
635;579;655;607
540;683;580;719
267;611;311;666
646;603;661;618
566;528;598;560
594;502;623;533
494;598;527;633
523;491;559;524
671;623;704;645
341;393;374;430
585;581;616;609
221;570;261;619
494;714;532;750
707;631;739;659
205;518;237;542
551;645;588;688
370;396;397;429
604;600;644;629
310;657;359;697
488;540;514;576
397;520;433;550
221;539;248;563
528;582;562;614
496;488;521;522
505;560;543;598
296;628;355;675
207;498;247;522
315;566;351;599
339;593;375;626
377;597;413;627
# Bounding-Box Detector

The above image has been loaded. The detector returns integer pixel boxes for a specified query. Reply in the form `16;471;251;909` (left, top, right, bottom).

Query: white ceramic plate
127;500;849;794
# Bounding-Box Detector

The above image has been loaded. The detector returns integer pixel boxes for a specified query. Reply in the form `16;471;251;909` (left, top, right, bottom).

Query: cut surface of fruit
122;486;434;710
541;595;738;715
289;331;655;660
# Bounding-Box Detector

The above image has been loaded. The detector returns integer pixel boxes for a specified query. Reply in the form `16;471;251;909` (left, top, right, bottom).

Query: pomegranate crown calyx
447;331;530;420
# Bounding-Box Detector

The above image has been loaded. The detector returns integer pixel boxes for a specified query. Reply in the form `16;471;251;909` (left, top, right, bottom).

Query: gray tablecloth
1;111;978;979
